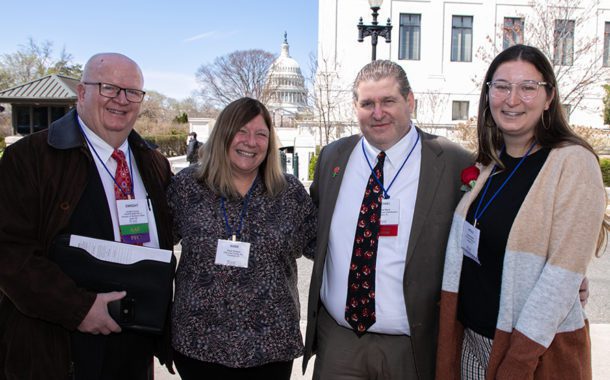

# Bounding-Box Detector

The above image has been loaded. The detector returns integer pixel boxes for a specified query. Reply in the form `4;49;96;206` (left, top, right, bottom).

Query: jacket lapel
405;129;445;268
324;137;358;207
316;135;360;258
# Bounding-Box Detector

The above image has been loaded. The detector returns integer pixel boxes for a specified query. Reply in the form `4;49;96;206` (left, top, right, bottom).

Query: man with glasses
0;53;174;379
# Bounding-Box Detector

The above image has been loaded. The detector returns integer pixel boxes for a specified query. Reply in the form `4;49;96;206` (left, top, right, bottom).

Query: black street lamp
357;0;393;61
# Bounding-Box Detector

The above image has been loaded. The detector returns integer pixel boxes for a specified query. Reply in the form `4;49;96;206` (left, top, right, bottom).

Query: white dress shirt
78;117;160;249
321;124;421;335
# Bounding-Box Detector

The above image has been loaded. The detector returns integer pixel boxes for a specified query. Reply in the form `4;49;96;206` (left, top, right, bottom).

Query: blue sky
0;1;318;100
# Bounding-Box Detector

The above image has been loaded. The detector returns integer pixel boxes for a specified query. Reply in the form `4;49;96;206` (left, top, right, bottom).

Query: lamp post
357;0;393;61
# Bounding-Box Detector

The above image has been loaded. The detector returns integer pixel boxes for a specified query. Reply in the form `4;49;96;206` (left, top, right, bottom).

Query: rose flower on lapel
332;166;340;177
460;165;480;192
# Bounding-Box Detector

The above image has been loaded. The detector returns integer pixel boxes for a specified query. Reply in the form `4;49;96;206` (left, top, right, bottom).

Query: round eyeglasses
83;82;146;103
486;80;549;102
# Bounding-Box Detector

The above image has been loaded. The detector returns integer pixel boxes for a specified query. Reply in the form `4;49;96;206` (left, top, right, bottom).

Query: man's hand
579;277;589;308
77;291;126;335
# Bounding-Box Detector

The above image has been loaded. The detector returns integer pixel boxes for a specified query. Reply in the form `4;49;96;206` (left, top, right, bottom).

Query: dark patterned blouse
168;167;317;368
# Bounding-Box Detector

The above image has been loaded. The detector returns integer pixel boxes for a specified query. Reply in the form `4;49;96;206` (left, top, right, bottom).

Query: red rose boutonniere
460;165;480;192
332;166;341;178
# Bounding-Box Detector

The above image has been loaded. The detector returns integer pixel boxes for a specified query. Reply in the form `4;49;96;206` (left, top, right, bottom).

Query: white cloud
143;70;198;100
183;30;240;43
183;31;217;43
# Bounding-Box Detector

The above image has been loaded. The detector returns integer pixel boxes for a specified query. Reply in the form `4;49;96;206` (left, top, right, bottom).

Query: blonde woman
168;97;316;379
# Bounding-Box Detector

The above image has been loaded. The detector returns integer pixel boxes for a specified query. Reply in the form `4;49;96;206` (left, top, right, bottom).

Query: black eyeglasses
83;82;146;103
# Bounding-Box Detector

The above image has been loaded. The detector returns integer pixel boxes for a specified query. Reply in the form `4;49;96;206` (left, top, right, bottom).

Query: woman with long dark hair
436;44;608;380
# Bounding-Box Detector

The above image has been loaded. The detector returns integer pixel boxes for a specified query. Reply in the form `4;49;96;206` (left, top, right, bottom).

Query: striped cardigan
435;144;606;380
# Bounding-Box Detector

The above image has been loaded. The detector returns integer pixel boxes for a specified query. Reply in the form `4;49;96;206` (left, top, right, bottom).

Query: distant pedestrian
186;132;201;164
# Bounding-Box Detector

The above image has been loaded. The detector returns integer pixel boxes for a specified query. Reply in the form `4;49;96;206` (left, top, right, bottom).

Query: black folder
50;234;176;334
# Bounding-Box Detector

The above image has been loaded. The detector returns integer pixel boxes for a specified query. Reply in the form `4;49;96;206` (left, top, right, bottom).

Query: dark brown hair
476;44;595;167
476;44;607;255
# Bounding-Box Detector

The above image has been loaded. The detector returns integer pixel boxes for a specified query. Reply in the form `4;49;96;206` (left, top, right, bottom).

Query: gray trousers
313;306;417;380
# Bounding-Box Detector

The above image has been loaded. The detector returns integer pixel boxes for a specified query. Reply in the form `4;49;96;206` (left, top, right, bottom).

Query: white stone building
265;33;317;181
188;35;319;182
318;0;610;127
267;32;310;128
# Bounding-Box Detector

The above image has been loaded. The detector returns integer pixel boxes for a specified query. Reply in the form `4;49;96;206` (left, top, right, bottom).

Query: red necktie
345;151;385;336
111;149;132;200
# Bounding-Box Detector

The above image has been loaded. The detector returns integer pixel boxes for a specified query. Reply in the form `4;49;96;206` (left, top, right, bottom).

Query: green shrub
600;158;610;187
143;133;188;157
308;154;318;181
173;112;188;124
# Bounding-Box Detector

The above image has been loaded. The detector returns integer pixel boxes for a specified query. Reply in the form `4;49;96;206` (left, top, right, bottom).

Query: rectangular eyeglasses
83;82;146;103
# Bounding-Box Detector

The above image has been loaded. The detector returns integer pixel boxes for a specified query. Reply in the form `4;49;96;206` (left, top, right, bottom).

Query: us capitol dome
266;32;310;127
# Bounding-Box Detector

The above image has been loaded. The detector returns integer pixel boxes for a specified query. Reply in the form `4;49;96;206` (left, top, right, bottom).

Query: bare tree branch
0;38;82;90
416;90;449;127
308;52;353;147
475;0;608;118
195;49;276;108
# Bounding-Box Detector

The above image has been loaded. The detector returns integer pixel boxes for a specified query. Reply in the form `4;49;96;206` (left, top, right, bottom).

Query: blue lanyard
79;124;135;198
473;142;536;224
362;132;420;199
220;182;255;241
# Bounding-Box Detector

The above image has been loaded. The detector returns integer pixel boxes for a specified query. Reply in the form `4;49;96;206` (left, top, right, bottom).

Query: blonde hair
195;97;286;199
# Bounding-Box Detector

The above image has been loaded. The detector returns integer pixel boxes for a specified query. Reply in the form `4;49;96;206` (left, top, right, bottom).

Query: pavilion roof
0;74;79;102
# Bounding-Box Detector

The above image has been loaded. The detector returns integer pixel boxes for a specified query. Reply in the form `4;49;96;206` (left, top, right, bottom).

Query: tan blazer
303;129;473;379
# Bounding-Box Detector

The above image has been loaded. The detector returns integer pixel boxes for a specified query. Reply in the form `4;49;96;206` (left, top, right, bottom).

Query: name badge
461;221;481;265
379;198;399;237
216;239;250;268
116;199;150;244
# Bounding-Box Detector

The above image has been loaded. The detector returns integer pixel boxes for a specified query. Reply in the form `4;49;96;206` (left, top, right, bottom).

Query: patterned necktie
111;149;132;200
345;151;385;336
